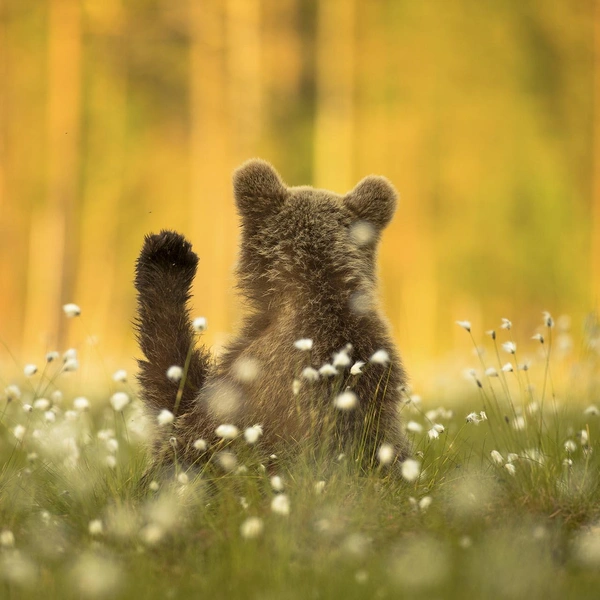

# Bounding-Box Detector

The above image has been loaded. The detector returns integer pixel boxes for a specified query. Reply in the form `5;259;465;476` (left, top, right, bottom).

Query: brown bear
134;159;408;469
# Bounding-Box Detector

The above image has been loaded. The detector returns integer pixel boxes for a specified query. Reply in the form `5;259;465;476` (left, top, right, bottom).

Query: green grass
1;316;600;599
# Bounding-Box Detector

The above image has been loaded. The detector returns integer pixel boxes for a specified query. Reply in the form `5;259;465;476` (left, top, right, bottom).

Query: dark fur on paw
135;230;198;293
139;230;198;269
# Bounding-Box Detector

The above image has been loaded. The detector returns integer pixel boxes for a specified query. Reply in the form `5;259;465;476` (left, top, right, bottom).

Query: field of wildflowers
1;308;600;599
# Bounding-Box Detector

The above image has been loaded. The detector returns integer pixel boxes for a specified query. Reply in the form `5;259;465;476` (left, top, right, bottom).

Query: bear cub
135;159;409;468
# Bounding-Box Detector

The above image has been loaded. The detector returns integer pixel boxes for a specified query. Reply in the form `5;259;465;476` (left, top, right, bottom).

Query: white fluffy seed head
294;338;313;351
301;367;320;382
73;397;90;412
63;303;81;317
377;443;395;465
215;424;239;440
332;350;352;368
88;520;103;536
46;351;60;362
112;369;127;383
271;494;290;516
406;421;423;434
5;385;21;402
0;530;15;548
157;409;174;426
244;425;263;445
231;357;260;383
334;390;358;411
349;220;376;247
192;316;208;332
502;341;517;354
166;365;183;382
401;459;421;482
319;364;338;377
193;439;207;451
455;320;471;332
490;450;504;465
240;517;264;539
24;364;38;377
350;361;365;375
110;392;129;412
216;451;238;472
33;398;50;411
63;358;79;372
270;476;284;492
370;349;390;365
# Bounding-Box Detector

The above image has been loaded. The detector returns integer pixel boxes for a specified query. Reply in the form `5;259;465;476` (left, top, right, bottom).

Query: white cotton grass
63;358;79;372
349;220;376;247
332;349;352;368
406;421;423;434
334;390;358;411
5;384;21;401
88;520;103;536
319;364;338;377
0;530;15;548
232;357;260;383
271;494;290;516
166;365;183;382
490;450;504;465
244;425;263;444
23;364;38;377
240;517;264;539
350;361;365;375
13;425;26;441
216;451;238;472
294;338;313;351
157;409;174;426
110;392;129;412
401;459;421;482
112;369;127;383
73;397;90;412
542;311;554;328
215;424;239;440
193;439;207;451
33;398;50;411
46;350;60;362
302;367;320;382
192;316;208;332
502;341;517;354
377;443;395;466
63;303;81;317
455;320;471;332
465;411;487;425
71;553;122;598
370;349;390;365
428;424;445;439
501;318;512;330
270;476;284;492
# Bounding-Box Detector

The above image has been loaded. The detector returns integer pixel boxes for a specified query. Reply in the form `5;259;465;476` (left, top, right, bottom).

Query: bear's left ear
233;159;287;220
344;175;398;230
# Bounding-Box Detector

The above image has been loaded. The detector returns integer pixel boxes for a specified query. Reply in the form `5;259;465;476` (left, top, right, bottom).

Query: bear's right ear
233;159;287;220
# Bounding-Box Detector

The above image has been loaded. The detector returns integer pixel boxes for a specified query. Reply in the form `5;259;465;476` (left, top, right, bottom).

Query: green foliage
1;315;600;598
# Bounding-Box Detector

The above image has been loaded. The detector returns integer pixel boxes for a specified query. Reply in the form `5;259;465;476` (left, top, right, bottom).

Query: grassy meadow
1;310;600;599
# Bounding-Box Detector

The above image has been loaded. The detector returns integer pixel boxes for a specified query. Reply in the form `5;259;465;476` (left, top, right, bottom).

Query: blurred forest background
0;0;598;386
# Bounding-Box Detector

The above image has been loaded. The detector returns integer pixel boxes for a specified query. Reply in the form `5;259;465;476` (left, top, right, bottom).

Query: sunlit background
1;0;598;390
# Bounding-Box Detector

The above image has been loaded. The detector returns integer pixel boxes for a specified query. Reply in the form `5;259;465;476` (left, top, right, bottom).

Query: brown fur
135;159;409;468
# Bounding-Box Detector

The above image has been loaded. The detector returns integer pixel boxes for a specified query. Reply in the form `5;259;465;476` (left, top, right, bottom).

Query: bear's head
232;159;397;314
